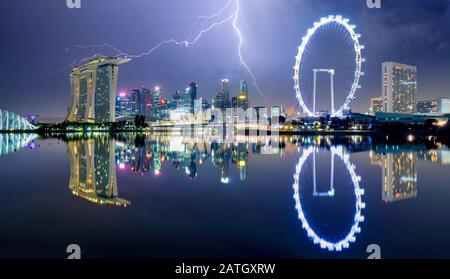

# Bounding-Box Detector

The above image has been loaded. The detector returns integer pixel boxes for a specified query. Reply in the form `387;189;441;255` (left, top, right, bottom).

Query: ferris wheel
293;15;365;117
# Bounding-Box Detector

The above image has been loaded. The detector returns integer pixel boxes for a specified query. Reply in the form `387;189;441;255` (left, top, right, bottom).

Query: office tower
221;79;230;108
213;92;225;110
116;92;133;119
369;97;383;115
382;152;418;203
142;88;153;119
66;56;131;123
172;91;182;109
152;86;162;120
437;98;450;113
180;86;192;113
382;62;417;113
115;96;123;119
131;89;144;117
237;80;249;110
189;82;197;104
416;100;438;114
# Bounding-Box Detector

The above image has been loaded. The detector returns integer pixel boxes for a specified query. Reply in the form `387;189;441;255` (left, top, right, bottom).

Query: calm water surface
1;133;450;259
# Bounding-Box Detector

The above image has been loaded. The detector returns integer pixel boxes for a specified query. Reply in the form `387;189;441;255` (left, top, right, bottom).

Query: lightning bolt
66;0;265;101
232;0;265;101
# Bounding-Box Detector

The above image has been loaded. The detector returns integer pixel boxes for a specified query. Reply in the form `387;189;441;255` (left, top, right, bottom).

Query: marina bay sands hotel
66;56;131;123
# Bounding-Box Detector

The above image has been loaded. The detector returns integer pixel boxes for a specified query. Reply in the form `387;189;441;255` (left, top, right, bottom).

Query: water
1;132;450;259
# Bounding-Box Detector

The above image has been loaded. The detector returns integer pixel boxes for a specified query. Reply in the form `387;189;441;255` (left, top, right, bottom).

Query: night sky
1;0;450;119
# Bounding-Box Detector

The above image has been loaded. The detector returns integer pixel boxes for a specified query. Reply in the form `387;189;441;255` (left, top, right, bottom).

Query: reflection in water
68;138;130;207
381;153;417;203
293;145;365;252
114;134;279;183
2;132;450;256
0;133;37;156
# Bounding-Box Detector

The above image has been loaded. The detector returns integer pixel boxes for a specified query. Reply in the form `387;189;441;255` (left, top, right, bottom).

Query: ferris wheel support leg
313;149;317;194
313;69;317;116
330;151;335;195
330;72;335;116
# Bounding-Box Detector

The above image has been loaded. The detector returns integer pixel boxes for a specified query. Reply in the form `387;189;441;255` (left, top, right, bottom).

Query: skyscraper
221;79;230;108
237;80;249;110
382;62;417;113
189;82;197;100
370;97;383;115
116;92;133;120
152;86;162;120
131;89;144;117
66;56;131;123
213;92;225;110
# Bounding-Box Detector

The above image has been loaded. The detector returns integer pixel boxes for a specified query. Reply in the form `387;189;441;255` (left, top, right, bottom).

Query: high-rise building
213;92;225;110
152;86;162;120
221;79;230;108
172;91;182;110
66;56;131;123
189;82;197;106
382;62;417;113
437;98;450;114
237;80;249;110
131;89;145;117
116;92;133;120
416;100;438;114
370;97;383;115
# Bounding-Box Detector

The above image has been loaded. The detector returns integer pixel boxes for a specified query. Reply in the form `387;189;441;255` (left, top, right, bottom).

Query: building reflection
114;134;280;183
381;152;418;203
0;133;37;156
68;138;130;207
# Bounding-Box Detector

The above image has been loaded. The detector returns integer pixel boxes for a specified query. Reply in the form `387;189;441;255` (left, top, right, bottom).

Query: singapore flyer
293;146;366;252
293;15;365;117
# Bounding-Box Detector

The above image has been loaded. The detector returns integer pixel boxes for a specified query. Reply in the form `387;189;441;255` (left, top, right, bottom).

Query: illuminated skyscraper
130;87;152;119
213;92;225;110
370;97;383;115
237;80;249;110
189;82;198;111
66;56;131;123
382;62;417;113
152;86;162;120
221;79;230;108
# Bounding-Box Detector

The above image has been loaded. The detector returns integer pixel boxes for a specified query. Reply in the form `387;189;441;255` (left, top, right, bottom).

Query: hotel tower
66;57;131;123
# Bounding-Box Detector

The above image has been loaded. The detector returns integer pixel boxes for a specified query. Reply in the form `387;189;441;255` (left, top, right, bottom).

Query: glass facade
382;62;417;113
66;57;130;123
94;66;112;122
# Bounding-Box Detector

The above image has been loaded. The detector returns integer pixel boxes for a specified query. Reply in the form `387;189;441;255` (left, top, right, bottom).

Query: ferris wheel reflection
293;145;365;252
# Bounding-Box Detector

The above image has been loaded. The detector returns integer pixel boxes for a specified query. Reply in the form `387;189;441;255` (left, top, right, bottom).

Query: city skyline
2;0;450;119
